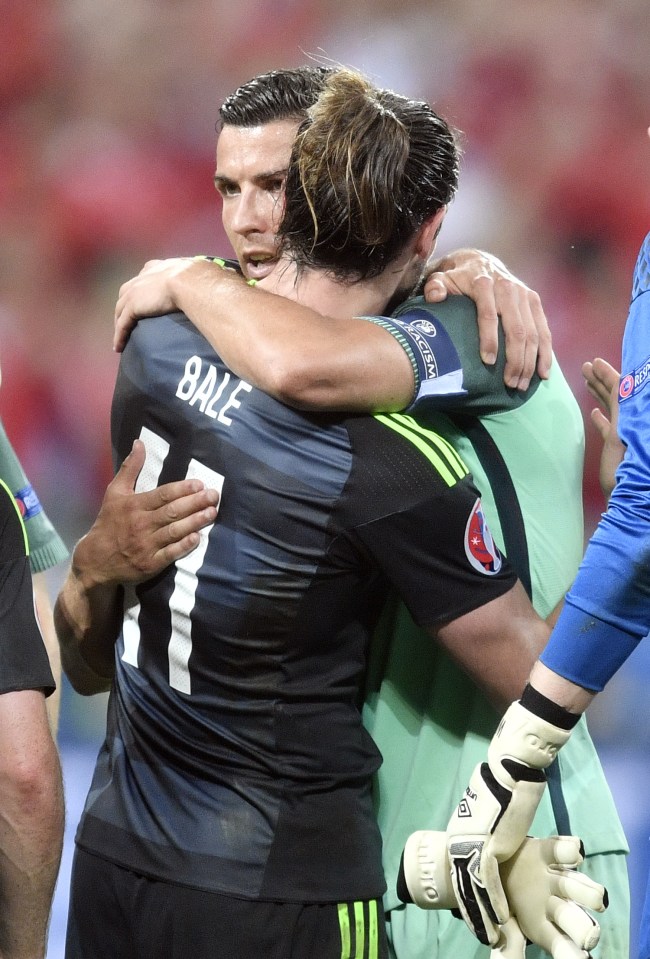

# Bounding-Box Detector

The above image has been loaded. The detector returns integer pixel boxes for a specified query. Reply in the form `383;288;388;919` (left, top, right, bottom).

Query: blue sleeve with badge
542;231;650;690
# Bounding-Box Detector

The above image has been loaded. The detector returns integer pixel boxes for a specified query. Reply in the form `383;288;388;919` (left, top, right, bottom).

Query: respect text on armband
176;355;252;426
394;307;464;385
403;321;440;379
619;353;650;402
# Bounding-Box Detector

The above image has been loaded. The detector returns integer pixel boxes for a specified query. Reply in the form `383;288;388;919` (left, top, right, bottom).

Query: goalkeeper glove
446;684;580;944
399;831;606;959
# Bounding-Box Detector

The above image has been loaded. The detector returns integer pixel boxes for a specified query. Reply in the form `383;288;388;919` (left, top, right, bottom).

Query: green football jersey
363;296;628;957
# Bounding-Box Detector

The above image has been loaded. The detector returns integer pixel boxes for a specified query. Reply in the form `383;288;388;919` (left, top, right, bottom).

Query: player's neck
261;253;420;319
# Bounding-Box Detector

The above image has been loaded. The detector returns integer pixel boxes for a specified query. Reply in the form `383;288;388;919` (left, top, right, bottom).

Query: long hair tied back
279;68;459;280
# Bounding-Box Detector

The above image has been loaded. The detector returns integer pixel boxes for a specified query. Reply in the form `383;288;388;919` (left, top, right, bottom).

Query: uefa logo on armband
14;484;42;520
464;499;502;575
619;355;650;402
619;373;634;401
407;317;438;337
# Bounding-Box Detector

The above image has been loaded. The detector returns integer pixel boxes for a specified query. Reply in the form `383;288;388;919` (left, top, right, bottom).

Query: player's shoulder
346;412;471;496
125;312;206;369
127;310;191;343
395;293;478;338
0;478;27;558
120;313;209;405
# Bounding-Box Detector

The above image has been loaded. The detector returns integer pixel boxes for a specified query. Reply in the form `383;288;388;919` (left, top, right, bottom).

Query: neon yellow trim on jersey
0;477;29;555
367;899;379;958
374;413;469;486
193;255;227;268
337;903;351;958
337;900;380;958
390;413;468;477
353;901;365;957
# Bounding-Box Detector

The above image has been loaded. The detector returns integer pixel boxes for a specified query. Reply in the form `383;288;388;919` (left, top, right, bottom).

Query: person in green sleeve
0;416;68;731
362;294;629;959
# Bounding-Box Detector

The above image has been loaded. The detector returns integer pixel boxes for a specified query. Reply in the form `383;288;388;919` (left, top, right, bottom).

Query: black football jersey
0;479;54;695
75;312;515;902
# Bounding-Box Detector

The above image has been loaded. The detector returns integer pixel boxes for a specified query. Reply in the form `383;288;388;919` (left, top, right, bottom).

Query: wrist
181;259;246;326
489;698;573;774
398;831;456;910
520;682;581;730
70;534;112;591
166;259;202;314
428;247;481;273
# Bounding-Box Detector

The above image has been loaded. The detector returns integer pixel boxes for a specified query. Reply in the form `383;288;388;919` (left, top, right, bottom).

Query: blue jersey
542;231;650;690
74;312;516;904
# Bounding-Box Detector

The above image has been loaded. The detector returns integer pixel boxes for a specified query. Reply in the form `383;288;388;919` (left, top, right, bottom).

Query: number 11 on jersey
121;426;224;694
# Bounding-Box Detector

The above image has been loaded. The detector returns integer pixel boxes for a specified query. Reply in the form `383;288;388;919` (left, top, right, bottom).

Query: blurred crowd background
2;1;650;955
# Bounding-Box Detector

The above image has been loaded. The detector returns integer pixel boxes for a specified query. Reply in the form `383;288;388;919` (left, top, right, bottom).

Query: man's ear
415;206;447;261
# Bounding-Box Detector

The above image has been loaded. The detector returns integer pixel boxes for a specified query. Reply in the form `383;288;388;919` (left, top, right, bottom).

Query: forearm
528;660;596;714
0;692;64;959
434;581;551;713
168;263;414;410
54;540;121;695
33;574;61;736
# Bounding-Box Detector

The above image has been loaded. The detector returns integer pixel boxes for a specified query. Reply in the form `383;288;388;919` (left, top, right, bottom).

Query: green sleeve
393;294;542;415
0;420;69;573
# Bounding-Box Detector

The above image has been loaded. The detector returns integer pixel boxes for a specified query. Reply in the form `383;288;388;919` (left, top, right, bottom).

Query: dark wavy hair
219;66;334;128
278;68;461;281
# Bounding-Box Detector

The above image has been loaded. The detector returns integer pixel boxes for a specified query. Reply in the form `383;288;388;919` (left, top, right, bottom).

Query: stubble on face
214;120;299;281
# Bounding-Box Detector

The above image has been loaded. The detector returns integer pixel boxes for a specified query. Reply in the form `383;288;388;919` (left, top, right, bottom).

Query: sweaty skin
64;123;554;692
115;119;552;394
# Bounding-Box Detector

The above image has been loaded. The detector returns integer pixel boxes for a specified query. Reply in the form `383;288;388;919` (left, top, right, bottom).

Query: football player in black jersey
65;65;550;628
53;68;604;959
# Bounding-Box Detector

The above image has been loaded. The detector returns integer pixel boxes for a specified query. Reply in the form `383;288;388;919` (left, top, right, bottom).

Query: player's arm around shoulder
113;250;550;413
116;256;416;411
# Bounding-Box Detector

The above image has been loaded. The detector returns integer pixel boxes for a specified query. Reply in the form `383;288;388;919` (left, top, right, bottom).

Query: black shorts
65;848;389;959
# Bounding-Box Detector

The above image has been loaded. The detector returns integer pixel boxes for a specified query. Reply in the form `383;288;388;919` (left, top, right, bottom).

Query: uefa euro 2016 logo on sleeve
464;499;502;575
619;354;650;403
